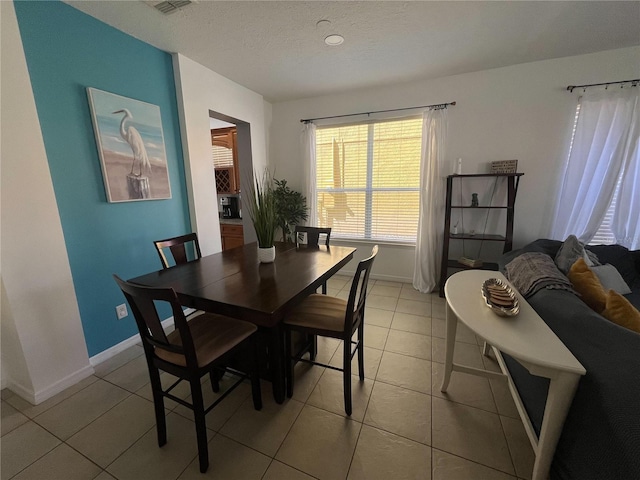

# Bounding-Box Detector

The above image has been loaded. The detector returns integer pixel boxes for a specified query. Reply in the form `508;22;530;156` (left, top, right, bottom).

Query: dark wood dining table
128;241;356;403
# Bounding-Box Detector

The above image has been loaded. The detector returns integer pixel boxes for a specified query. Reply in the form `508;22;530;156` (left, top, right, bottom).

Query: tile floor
1;276;535;480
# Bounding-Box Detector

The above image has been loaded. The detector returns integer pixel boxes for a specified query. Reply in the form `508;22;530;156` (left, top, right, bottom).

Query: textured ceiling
67;1;640;103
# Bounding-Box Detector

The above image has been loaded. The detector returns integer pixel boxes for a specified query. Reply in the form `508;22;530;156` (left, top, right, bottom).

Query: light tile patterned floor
1;276;534;480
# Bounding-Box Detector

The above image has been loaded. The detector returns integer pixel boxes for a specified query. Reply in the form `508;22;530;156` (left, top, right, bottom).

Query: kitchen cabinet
221;223;244;251
212;127;240;194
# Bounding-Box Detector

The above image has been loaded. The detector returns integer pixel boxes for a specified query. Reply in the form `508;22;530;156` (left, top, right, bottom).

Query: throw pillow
601;289;640;334
555;235;600;274
587;244;638;287
567;258;607;313
591;264;632;295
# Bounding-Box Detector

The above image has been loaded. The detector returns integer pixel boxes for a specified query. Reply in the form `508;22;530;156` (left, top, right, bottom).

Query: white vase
258;246;276;263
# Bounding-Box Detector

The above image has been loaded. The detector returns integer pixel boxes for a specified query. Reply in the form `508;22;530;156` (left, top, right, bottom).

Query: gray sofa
499;239;640;480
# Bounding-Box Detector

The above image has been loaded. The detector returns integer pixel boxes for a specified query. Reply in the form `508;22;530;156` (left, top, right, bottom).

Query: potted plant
245;170;278;263
273;178;308;243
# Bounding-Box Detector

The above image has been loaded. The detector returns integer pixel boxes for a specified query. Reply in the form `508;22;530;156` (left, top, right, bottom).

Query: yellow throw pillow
601;290;640;334
568;258;606;313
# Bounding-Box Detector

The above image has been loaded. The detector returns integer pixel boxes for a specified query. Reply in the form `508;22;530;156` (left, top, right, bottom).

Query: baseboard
337;269;412;284
89;334;143;367
7;363;95;405
5;379;35;403
371;273;412;284
89;311;190;366
9;311;189;405
33;365;95;405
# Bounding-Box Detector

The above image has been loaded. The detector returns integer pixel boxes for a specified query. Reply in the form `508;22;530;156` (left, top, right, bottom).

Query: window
589;176;622;245
211;127;235;168
212;144;233;168
552;87;639;249
315;117;422;243
565;102;624;246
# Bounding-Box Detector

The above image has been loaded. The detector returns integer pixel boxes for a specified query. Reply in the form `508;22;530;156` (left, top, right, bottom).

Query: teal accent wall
14;1;192;356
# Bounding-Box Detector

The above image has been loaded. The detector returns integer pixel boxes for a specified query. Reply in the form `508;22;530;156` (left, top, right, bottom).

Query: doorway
209;111;256;246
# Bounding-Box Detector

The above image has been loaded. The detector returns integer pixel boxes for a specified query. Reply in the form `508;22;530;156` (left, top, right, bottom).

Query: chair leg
209;369;220;393
285;328;294;398
358;324;365;381
251;336;263;410
148;367;167;447
343;339;352;416
190;379;209;473
309;334;317;361
322;281;327;295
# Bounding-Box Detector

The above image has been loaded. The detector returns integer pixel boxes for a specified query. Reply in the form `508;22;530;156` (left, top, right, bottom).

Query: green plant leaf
245;169;278;248
274;178;308;243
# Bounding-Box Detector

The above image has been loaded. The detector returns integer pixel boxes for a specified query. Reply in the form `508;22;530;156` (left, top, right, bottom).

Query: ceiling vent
145;1;194;15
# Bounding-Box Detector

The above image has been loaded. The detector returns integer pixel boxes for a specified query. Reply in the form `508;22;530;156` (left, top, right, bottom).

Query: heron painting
87;88;171;202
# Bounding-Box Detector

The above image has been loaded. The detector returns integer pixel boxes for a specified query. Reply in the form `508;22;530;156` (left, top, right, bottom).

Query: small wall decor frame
491;159;518;174
87;87;172;202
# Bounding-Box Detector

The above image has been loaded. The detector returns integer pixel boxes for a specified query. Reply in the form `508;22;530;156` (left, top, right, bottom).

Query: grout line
3;431;60;480
432;446;521;479
5;299;517;480
498;413;521;478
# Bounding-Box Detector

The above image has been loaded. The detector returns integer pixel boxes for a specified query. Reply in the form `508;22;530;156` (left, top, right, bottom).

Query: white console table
441;270;586;480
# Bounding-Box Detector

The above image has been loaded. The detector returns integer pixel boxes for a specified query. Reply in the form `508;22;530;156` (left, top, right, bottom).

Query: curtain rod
567;79;639;93
300;101;456;124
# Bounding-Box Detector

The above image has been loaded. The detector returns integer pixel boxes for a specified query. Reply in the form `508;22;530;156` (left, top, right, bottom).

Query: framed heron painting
87;88;172;202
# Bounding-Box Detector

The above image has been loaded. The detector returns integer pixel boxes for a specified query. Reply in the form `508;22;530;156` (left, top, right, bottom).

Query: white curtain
413;108;448;293
302;123;317;225
612;91;640;249
551;87;639;245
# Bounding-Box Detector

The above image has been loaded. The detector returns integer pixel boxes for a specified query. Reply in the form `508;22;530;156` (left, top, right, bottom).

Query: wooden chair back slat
154;233;202;269
113;275;197;367
294;226;331;247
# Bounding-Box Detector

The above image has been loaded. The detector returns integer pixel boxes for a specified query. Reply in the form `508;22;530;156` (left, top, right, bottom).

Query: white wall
172;53;272;255
0;1;93;403
269;46;640;282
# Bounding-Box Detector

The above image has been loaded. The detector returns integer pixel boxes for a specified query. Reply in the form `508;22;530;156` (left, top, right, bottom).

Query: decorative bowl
481;278;519;317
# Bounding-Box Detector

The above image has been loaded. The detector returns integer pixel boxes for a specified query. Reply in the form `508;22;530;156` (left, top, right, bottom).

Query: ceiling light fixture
324;34;344;46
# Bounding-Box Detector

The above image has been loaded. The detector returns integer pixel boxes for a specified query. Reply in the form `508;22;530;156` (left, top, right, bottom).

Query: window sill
331;237;416;248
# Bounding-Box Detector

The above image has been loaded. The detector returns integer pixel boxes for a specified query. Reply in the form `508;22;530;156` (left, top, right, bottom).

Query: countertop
219;218;243;226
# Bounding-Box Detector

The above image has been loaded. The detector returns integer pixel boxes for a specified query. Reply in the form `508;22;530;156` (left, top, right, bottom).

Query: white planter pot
258;246;276;263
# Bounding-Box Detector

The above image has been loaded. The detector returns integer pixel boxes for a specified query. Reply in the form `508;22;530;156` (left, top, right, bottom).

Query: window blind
212;145;233;168
315;117;422;242
590;176;622;245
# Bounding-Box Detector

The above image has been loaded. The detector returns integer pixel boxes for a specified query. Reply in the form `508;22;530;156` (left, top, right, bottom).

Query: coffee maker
220;196;240;218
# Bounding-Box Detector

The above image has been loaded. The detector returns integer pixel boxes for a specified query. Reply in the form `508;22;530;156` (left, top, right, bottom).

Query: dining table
128;241;356;403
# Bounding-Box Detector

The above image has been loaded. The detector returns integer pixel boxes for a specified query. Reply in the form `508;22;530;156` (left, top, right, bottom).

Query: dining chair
295;225;331;247
283;245;378;416
113;275;262;473
294;227;331;295
154;232;202;269
293;226;333;360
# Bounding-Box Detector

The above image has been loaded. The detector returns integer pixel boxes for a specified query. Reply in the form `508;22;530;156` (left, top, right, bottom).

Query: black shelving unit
439;173;524;297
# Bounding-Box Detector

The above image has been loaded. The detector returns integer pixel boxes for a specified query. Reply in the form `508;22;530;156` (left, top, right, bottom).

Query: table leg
270;325;285;404
440;302;458;392
532;371;581;480
482;341;491;357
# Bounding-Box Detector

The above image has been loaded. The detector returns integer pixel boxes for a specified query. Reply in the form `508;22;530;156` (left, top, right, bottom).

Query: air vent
146;0;193;15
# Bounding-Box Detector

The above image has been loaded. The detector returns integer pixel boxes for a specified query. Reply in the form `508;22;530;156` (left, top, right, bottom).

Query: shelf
451;206;510;209
447;259;499;271
440;173;523;297
447;173;524;179
449;233;505;241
